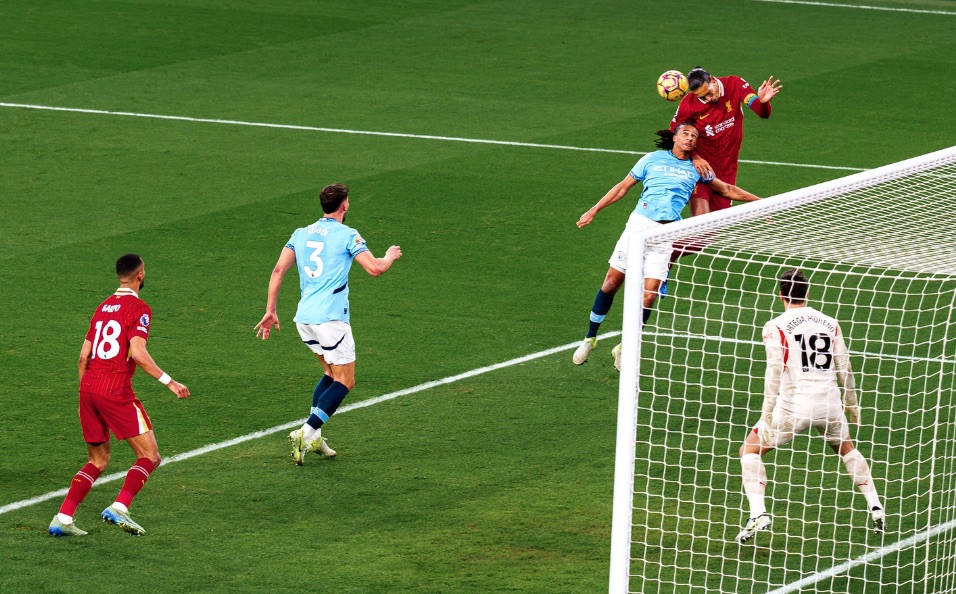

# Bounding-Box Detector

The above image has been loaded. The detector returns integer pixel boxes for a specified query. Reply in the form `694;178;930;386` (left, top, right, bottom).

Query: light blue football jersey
629;150;703;222
286;217;369;325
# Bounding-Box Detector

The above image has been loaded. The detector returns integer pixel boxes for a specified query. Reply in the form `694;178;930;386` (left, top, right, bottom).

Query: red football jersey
670;75;760;182
80;288;152;399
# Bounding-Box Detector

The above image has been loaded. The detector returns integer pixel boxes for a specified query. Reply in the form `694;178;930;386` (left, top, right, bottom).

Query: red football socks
115;458;156;508
59;463;102;517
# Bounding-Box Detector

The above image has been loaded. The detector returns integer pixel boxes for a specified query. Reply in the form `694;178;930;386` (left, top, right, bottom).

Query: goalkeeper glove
758;414;776;446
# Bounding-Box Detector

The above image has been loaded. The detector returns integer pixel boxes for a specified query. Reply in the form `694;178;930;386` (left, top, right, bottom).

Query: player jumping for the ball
735;268;886;544
572;121;761;367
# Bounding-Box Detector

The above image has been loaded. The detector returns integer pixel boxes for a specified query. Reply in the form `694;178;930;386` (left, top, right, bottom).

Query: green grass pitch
1;1;954;592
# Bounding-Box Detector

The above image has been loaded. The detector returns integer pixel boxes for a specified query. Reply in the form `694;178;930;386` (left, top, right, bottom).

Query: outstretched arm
255;247;296;340
577;175;639;228
709;177;761;203
355;245;402;277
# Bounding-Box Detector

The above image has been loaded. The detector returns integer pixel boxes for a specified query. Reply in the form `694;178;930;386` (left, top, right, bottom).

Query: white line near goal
768;517;956;593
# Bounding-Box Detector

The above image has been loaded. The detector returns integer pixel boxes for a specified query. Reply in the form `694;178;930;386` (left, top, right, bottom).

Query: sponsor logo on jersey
713;117;736;135
139;314;150;327
704;124;715;137
355;235;366;246
698;113;710;120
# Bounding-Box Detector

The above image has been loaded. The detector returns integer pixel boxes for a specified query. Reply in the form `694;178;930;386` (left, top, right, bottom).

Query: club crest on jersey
725;100;733;113
139;314;151;327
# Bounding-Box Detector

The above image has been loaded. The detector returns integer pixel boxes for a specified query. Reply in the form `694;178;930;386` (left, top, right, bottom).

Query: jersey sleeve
347;229;370;258
129;302;152;341
831;324;849;368
629;153;653;181
762;321;786;369
285;229;299;251
762;321;785;402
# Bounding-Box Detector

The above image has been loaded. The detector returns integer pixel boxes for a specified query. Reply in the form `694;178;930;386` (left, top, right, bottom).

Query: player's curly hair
780;268;810;303
320;183;350;214
654;120;696;150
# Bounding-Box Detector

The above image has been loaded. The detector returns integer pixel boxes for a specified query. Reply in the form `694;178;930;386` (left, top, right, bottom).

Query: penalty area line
0;331;620;517
0;102;865;172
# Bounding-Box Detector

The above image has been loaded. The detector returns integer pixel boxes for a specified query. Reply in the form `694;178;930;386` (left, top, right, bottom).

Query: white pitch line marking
0;102;865;171
754;0;956;15
766;518;956;593
0;331;621;516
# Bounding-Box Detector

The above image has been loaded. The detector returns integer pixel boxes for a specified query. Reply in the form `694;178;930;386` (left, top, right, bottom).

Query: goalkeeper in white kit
735;268;886;544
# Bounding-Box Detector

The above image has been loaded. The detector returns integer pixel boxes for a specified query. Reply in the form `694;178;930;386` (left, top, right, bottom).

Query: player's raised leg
574;268;624;365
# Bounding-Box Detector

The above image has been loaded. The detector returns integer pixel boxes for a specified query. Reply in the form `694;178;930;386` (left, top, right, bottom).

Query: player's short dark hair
780;268;809;303
687;67;711;92
320;183;350;214
116;253;144;278
654;120;697;150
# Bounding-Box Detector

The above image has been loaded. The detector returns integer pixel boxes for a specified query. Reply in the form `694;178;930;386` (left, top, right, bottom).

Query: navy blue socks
587;289;615;338
306;381;350;429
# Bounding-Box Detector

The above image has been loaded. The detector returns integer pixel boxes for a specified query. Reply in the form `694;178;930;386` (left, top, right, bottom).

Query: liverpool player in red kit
671;67;782;216
49;254;190;537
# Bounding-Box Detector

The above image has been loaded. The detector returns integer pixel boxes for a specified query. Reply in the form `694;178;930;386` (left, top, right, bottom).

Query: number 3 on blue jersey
304;241;325;278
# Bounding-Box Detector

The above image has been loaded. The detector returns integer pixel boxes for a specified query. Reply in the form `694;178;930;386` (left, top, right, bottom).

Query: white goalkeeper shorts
296;321;356;365
608;212;673;280
760;397;850;447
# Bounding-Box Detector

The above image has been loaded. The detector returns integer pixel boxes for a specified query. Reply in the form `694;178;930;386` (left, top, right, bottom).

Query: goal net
608;146;956;594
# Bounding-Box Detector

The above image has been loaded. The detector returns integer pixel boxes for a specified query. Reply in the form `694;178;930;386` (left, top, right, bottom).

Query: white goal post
609;146;956;594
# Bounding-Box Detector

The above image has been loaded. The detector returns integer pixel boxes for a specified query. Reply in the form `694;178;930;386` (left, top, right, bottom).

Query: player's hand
845;403;861;426
254;312;280;340
167;379;190;399
577;209;596;228
758;76;783;103
758;414;776;446
691;155;714;179
386;245;403;261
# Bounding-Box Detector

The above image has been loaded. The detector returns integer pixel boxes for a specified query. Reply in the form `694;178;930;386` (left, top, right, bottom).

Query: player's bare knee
89;456;110;472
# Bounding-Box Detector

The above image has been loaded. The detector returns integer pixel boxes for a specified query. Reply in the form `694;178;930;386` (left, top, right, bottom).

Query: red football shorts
693;182;732;212
79;390;153;442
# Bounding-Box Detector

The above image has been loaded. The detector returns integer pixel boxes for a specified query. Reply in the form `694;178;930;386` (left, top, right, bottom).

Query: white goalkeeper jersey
762;305;850;401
